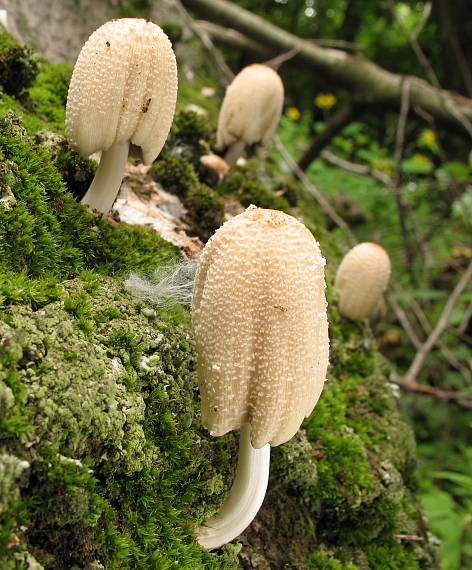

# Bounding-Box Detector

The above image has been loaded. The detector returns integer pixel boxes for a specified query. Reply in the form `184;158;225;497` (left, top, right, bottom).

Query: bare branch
390;79;418;281
298;101;357;171
402;260;472;385
390;376;472;409
321;150;393;186
174;0;234;84
183;0;472;134
274;137;357;248
194;20;273;57
262;46;300;70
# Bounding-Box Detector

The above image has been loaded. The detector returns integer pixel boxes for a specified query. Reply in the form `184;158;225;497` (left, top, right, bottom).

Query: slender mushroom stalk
192;205;329;549
197;423;270;549
66;18;178;214
217;65;284;166
335;242;391;319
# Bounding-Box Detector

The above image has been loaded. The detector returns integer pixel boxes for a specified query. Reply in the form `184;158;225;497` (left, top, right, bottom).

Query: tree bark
183;0;472;134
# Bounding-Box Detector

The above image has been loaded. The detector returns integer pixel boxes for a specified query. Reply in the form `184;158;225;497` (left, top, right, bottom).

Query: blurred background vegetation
176;1;472;568
1;0;471;567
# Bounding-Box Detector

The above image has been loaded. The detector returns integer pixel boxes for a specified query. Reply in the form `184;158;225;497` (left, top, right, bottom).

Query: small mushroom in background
335;242;391;320
192;205;329;549
199;153;230;181
217;64;284;166
66;18;178;214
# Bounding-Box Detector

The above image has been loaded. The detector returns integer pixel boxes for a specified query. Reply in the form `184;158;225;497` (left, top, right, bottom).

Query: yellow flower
413;153;428;164
286;106;301;121
314;93;337;109
421;129;437;146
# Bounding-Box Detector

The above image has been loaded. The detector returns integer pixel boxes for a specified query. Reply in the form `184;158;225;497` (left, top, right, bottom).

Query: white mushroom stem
196;423;270;549
81;141;130;214
223;140;246;167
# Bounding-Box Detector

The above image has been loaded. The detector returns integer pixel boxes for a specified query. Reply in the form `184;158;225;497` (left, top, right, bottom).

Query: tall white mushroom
335;242;391;319
217;64;284;166
192;205;329;549
66;18;178;213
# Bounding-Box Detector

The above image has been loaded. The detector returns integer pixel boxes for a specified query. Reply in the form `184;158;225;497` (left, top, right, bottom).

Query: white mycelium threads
192;205;329;548
66;18;177;213
335;242;391;320
217;65;284;166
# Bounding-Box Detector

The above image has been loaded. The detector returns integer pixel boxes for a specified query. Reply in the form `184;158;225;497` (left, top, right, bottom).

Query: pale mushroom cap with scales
192;205;329;449
66;18;177;165
217;64;284;150
335;242;391;320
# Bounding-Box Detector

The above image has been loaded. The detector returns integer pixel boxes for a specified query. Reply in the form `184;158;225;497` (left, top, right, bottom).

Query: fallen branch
183;0;472;134
402;259;472;385
321;150;392;186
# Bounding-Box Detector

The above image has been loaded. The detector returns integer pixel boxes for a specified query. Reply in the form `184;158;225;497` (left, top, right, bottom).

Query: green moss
217;166;290;212
150;155;198;198
305;548;358;570
34;130;96;201
0;277;239;568
186;184;225;241
25;62;72;133
0;111;177;298
0;32;438;569
164;109;216;166
0;29;39;97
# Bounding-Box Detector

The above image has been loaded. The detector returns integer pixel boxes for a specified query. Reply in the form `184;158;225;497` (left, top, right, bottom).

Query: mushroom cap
216;64;284;150
66;18;177;165
200;154;230;177
334;242;391;320
192;205;329;449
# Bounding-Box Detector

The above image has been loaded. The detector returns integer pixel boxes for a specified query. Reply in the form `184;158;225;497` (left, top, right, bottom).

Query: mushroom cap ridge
335;242;391;319
192;206;329;449
217;64;284;150
66;18;177;165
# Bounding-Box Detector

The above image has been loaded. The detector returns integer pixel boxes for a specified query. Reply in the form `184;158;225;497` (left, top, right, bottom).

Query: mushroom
192;205;329;549
200;153;230;180
66;18;177;214
335;242;391;319
217;65;284;166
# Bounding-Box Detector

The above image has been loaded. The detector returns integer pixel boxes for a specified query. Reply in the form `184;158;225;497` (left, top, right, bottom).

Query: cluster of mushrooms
66;19;391;550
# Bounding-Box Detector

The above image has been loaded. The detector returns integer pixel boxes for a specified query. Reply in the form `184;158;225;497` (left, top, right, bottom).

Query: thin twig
174;0;234;84
391;78;418;280
402;260;472;385
390;376;472;408
263;47;300;70
321;150;393;186
274;137;357;248
387;294;422;349
457;301;472;335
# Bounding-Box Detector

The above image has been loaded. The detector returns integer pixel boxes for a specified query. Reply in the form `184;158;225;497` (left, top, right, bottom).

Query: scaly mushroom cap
192;205;329;449
66;18;177;164
335;242;391;319
216;64;284;150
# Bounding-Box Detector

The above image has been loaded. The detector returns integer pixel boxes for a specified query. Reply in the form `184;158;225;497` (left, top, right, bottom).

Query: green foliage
186;184;225;241
150;154;199;198
0;29;39;97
